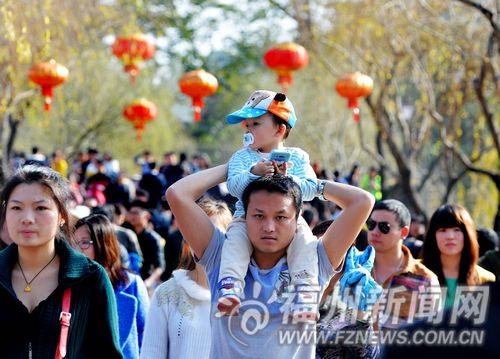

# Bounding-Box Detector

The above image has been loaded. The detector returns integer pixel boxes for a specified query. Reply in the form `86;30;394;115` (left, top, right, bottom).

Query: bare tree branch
366;64;425;215
473;31;500;158
442;168;468;203
442;135;499;179
67;119;113;160
1;90;36;178
391;79;411;154
355;119;398;177
417;154;443;192
267;0;295;18
456;0;500;39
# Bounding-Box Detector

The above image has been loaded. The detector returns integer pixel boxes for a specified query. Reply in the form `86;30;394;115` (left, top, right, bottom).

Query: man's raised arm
165;163;228;259
320;181;375;269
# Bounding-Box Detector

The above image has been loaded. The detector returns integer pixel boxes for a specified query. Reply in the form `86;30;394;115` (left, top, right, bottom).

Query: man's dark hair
302;207;318;226
477;227;499;256
135;188;150;200
242;174;302;219
91;205;114;222
411;213;427;225
111;203;126;216
129;200;149;212
372;199;411;228
312;220;334;237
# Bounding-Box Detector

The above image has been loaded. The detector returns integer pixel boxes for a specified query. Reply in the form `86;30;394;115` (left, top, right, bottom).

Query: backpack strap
55;288;72;359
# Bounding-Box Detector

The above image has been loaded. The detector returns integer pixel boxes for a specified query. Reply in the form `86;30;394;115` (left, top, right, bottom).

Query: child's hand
251;160;275;176
273;161;288;176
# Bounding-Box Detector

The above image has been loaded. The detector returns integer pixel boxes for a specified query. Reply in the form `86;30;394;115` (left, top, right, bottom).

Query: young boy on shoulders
218;90;319;320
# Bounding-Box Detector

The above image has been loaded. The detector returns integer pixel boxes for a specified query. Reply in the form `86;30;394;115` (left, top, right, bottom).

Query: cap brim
288;112;297;128
226;108;267;124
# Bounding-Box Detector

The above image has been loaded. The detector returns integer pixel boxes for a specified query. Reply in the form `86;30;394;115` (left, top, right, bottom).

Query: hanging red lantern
263;42;309;93
112;33;156;84
178;69;218;121
123;98;157;141
335;72;373;122
28;59;68;112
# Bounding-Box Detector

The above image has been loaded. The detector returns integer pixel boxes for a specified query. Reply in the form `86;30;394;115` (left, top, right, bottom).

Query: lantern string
353;107;360;122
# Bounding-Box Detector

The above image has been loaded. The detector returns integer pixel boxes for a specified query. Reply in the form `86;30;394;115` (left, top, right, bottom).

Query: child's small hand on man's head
273;161;288;176
251;160;275;176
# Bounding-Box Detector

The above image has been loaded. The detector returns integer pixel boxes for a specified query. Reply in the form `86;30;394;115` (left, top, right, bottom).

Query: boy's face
242;113;282;153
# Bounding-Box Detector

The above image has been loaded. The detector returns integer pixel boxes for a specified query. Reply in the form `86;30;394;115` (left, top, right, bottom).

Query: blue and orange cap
226;90;298;128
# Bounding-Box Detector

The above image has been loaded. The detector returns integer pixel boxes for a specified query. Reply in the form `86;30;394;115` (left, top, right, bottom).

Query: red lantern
263;42;309;93
335;72;373;122
112;33;156;84
123;98;157;141
28;59;68;112
178;69;218;121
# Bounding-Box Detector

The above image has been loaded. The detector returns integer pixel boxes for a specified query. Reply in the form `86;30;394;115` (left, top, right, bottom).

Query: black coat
0;240;123;359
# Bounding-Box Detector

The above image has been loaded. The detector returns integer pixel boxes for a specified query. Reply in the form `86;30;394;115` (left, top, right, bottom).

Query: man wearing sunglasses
367;199;440;329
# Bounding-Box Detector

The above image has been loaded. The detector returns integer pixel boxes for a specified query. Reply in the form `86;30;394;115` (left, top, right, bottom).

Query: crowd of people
0;89;498;358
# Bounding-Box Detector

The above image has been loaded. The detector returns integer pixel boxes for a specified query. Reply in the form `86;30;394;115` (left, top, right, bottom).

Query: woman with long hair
0;165;122;358
141;198;232;359
73;214;149;359
421;204;495;308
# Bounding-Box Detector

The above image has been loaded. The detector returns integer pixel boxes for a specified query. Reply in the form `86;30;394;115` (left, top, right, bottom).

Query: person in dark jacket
0;164;122;358
126;200;164;291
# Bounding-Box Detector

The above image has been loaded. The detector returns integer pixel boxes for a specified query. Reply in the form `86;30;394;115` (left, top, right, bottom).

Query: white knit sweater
140;269;212;359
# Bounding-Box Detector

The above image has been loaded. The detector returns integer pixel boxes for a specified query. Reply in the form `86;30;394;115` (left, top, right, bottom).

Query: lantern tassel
124;64;139;85
347;98;360;122
44;97;52;112
277;73;292;94
279;82;289;95
136;130;143;141
193;106;202;121
347;98;358;109
41;86;54;98
192;97;204;122
353;107;360;122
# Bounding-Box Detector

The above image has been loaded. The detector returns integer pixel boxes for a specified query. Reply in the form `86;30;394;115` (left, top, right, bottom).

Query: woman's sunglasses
367;219;391;234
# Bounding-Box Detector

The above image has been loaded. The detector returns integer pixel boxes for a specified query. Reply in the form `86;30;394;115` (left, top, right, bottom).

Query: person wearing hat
217;90;321;321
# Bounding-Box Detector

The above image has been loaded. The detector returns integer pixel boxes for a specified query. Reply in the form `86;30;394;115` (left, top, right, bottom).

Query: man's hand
251;160;275;176
339;245;383;311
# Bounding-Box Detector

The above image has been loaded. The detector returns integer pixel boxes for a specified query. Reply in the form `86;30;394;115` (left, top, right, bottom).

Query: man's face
127;207;148;228
410;221;425;237
164;154;177;165
367;210;408;253
245;190;297;268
